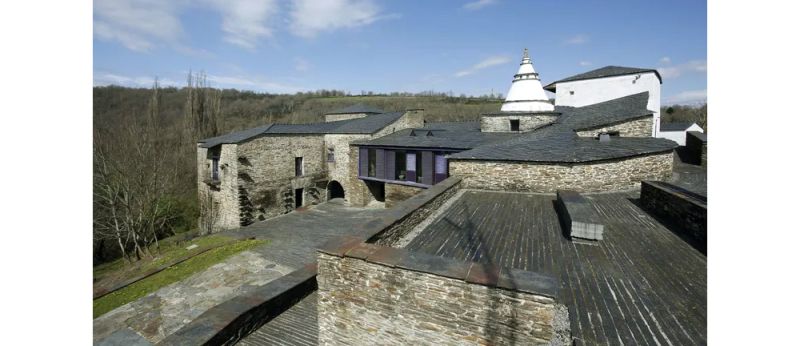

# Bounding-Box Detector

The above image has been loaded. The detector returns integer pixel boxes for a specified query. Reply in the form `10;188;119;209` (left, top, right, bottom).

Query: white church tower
500;48;554;112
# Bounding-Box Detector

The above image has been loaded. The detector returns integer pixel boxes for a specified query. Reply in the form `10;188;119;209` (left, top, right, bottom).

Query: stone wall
575;116;653;138
235;134;328;225
686;131;707;167
450;152;674;193
384;183;424;208
324;134;371;204
369;177;461;246
481;114;558;132
640;181;707;254
197;143;242;232
316;246;570;345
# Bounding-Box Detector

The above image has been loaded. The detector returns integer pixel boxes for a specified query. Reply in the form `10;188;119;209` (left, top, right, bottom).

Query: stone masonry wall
317;251;570;345
340;110;424;207
235;134;327;225
384;183;424;208
481;114;558;132
370;177;461;246
324;134;370;204
450;151;674;193
197;143;241;232
575;116;653;137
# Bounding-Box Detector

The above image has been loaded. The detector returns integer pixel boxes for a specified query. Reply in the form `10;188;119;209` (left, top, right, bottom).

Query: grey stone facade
449;151;674;193
575;116;652;137
198;110;423;231
480;113;558;132
384;183;423;208
317;252;570;345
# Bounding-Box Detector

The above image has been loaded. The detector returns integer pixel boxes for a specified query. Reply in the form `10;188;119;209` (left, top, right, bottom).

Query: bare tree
93;79;182;263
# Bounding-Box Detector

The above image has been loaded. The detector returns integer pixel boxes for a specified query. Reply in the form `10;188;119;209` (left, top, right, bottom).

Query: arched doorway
327;180;345;200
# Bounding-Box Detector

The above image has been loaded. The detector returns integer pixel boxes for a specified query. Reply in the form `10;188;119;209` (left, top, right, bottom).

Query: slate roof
351;121;515;150
660;122;698;131
325;103;385;115
198;111;404;148
448;125;676;163
355;92;675;163
543;66;662;91
558;91;653;130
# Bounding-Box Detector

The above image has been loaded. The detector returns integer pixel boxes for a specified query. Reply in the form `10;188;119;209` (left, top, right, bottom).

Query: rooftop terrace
404;190;706;345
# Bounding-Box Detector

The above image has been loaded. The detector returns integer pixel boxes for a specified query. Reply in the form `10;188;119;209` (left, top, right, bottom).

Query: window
395;150;406;180
569;90;575;95
367;149;376;177
415;151;423;183
295;157;303;177
327;148;335;162
211;157;220;181
510;119;520;131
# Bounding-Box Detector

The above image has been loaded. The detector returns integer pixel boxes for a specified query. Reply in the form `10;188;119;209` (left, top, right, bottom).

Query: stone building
175;49;705;345
197;49;677;230
351;50;676;206
197;108;423;231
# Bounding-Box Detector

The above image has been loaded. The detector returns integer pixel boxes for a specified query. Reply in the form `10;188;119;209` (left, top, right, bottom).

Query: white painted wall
657;124;703;146
553;72;661;136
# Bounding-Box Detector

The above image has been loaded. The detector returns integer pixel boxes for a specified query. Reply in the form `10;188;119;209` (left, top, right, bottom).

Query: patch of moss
93;238;268;318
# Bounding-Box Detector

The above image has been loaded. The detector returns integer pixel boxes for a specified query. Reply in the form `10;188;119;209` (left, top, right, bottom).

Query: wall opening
295;188;303;208
328;181;345;200
510;119;520;131
365;181;385;202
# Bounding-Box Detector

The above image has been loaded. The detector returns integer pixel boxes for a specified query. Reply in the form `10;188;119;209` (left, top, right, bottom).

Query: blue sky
93;0;707;105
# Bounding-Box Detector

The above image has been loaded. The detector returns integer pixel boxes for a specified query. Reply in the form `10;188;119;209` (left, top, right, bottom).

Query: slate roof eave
543;66;662;91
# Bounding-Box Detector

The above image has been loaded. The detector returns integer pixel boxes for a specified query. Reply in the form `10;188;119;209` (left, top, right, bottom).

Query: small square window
510;119;520;131
327;148;335;162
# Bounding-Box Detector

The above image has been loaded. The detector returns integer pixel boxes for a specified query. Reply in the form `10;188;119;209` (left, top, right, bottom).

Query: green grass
93;238;268;318
93;234;239;284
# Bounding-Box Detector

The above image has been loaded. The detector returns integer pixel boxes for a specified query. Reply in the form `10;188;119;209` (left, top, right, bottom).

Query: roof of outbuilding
377;92;676;163
543;66;662;91
558;91;654;130
325;103;385;115
198;111;404;148
351;121;515;150
448;127;676;163
660;122;698;131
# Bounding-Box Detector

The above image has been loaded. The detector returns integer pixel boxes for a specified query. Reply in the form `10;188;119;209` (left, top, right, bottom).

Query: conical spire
501;48;554;112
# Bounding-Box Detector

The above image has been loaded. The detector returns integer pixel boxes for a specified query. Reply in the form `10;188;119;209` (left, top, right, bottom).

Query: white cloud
207;74;301;93
454;55;511;77
564;34;588;45
205;0;279;49
94;72;180;88
93;0;184;52
660;56;671;64
665;89;707;105
289;0;390;38
463;0;497;11
657;60;706;79
579;61;592;67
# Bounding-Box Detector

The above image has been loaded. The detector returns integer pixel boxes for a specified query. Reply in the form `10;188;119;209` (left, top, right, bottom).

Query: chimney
599;133;611;142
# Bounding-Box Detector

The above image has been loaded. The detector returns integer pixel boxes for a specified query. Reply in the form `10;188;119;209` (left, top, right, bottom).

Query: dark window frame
367;149;377;177
211;156;220;181
327;148;335;162
395;150;407;180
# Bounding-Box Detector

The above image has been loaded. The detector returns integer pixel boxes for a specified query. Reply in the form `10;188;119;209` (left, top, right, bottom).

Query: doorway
295;188;303;208
328;181;345;200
